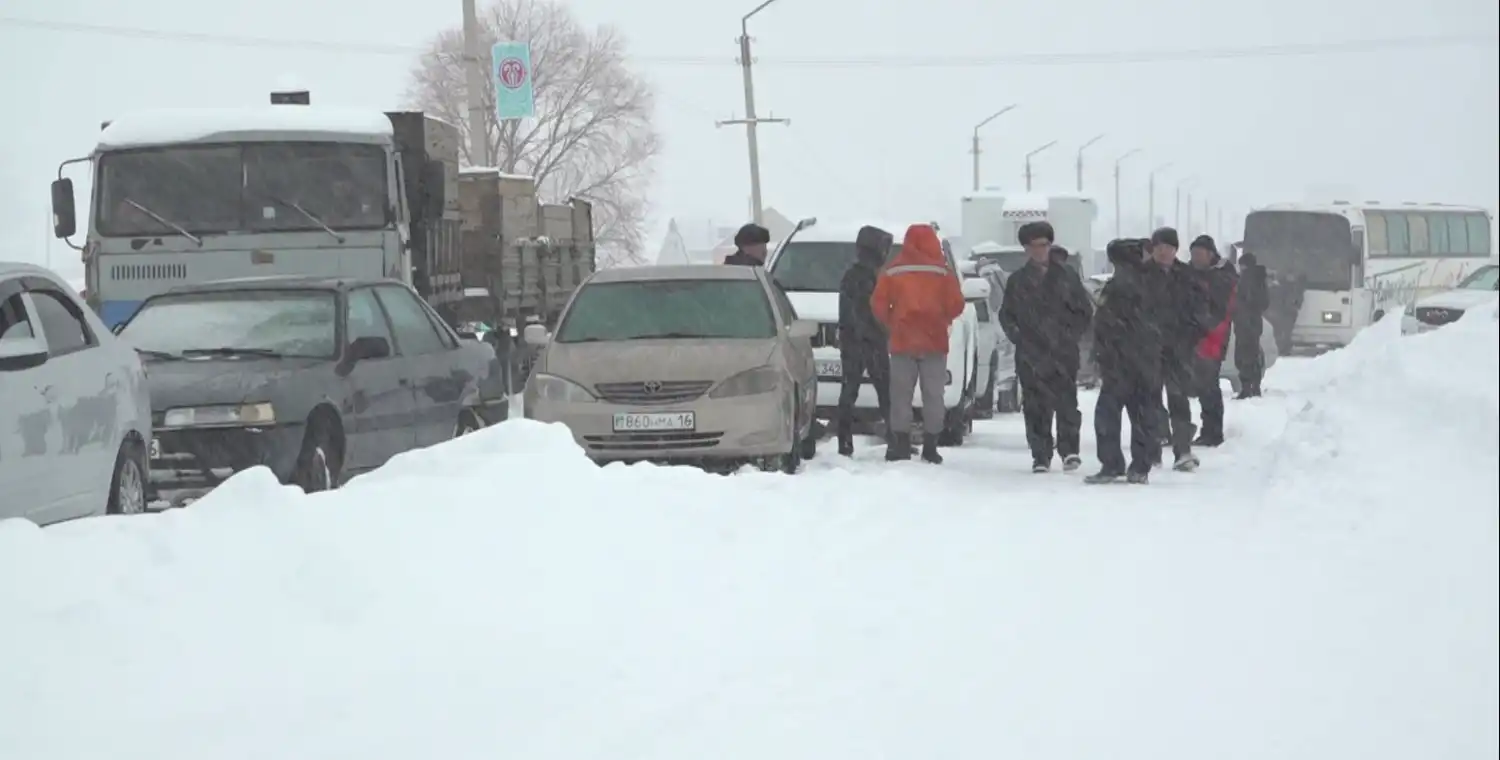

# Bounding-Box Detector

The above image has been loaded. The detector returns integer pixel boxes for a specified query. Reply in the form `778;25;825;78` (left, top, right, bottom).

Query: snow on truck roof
96;107;394;150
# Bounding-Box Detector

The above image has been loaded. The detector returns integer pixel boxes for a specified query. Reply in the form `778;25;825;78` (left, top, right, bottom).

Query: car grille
1415;306;1464;326
582;431;723;452
594;380;714;404
810;322;839;349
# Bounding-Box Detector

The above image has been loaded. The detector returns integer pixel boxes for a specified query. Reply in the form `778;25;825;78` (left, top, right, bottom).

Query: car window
28;289;96;356
0;293;35;343
346;288;395;346
374;285;448;356
769;282;798;326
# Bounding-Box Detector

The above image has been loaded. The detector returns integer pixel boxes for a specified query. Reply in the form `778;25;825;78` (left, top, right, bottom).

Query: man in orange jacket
870;224;966;463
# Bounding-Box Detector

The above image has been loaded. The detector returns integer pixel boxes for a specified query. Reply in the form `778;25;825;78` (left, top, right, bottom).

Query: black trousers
1095;372;1160;475
1158;351;1197;460
1020;367;1081;463
837;343;890;435
1233;322;1264;392
1196;356;1225;439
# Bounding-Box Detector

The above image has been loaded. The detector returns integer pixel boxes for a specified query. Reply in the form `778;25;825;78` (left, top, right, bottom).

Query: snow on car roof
785;221;935;245
97;107;394;150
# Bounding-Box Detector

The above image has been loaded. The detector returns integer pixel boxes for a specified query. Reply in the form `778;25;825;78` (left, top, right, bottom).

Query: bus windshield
95;142;389;237
1243;211;1355;291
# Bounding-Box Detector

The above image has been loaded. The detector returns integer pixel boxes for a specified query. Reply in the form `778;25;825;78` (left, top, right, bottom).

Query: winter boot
1031;458;1051;474
836;421;854;457
920;434;943;464
1083;469;1124;484
1126;470;1150;485
1193;432;1224;448
1172;453;1200;472
885;432;912;461
1062;454;1083;472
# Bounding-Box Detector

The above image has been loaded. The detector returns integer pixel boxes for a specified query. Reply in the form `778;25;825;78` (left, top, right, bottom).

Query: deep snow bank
0;312;1496;760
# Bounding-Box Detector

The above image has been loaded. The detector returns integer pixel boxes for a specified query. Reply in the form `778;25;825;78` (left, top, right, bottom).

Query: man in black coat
998;221;1095;473
722;223;770;266
1086;238;1166;484
1232;252;1270;398
1187;235;1238;447
1147;227;1213;472
835;225;894;456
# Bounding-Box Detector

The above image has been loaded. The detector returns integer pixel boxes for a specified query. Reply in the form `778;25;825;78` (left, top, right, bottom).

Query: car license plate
613;412;695;432
815;359;842;377
148;438;161;460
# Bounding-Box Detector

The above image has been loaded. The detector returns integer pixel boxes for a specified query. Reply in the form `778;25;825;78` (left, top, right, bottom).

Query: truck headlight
710;366;780;398
162;402;275;428
528;373;596;403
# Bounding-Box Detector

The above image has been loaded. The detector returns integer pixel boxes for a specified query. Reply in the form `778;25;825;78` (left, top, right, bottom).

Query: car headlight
162;402;275;428
1320;311;1342;324
528;373;596;403
710;366;781;398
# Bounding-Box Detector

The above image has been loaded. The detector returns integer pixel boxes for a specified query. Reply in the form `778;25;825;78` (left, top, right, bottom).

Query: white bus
1241;201;1494;351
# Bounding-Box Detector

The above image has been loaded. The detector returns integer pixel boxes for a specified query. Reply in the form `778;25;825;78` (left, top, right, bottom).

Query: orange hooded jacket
870;224;966;355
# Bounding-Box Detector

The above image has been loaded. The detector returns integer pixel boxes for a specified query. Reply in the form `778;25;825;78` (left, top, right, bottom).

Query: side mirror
0;336;49;371
51;178;77;239
421;159;447;218
346;335;391;362
787;319;818;339
522;323;550;346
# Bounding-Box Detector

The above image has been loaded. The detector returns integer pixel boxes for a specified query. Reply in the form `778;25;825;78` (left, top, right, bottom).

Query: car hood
142;356;324;410
1412;289;1499;311
540;339;778;385
784;291;840;322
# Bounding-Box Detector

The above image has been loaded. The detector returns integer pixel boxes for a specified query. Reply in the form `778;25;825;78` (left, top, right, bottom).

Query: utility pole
1175;176;1198;230
970;104;1017;192
1075;134;1105;192
461;0;491;167
715;0;790;225
1024;140;1057;191
1112;148;1141;238
1148;162;1172;230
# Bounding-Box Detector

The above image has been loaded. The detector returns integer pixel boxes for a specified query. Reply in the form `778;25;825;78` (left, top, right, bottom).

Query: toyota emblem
643;380;663;395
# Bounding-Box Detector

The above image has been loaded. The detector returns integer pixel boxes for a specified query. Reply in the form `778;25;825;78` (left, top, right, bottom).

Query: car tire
455;408;485;438
761;395;804;474
997;379;1021;414
294;421;342;494
979;353;999;413
105;438;148;516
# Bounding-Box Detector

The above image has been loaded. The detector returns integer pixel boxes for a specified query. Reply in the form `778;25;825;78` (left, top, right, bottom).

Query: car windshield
1458;265;1500;291
96;142;388;237
556;280;776;343
770;241;901;292
1243;211;1354;291
119;290;338;358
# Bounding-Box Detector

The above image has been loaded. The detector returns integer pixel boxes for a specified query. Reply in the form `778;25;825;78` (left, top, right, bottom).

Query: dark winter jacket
998;258;1095;379
1193;255;1239;361
1092;260;1167;384
838;225;894;347
1233;262;1269;335
722;250;764;267
1148;258;1214;355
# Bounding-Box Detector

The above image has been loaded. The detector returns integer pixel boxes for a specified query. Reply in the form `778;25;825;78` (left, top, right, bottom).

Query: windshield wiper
620;332;710;340
267;195;344;244
123;199;202;245
180;347;287;358
134;348;184;361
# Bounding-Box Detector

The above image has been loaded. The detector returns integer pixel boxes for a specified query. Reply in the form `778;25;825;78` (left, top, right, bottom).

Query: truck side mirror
51;178;77;239
421;160;446;218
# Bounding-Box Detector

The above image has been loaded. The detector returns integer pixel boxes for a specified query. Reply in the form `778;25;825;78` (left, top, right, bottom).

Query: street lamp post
1024;140;1058;191
970;105;1018;192
1075;134;1105;192
1175;176;1199;229
1112;148;1142;238
713;0;790;225
1147;162;1172;229
460;0;491;167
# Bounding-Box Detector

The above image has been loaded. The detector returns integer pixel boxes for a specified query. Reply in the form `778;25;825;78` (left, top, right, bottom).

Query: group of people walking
722;218;1271;484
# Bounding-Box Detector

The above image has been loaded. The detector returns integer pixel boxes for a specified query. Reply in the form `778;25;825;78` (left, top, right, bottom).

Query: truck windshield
771;241;902;292
118;290;338;358
1243;211;1354;291
556;280;776;342
95;142;388;237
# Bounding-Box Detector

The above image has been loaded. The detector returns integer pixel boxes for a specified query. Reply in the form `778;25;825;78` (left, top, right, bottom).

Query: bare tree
405;0;660;266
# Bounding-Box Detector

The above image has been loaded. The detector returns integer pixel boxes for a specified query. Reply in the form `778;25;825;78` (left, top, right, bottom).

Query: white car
1402;264;1499;334
958;260;1019;415
0;262;153;524
768;222;980;445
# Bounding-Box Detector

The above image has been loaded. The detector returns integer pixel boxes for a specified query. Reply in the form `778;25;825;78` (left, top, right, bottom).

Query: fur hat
1150;227;1179;249
1018;221;1055;246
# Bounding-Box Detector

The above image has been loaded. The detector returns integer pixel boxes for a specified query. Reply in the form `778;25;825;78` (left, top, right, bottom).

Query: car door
766;278;815;419
0;280;63;523
22;279;122;521
343;286;418;472
373;284;465;448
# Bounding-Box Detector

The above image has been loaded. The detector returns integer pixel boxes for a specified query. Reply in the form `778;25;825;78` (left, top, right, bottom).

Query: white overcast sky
1;0;1495;273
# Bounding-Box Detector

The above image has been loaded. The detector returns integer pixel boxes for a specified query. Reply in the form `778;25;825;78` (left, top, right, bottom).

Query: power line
2;15;1493;69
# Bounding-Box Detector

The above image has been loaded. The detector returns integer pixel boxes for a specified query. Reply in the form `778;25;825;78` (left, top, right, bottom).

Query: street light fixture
970;104;1018;192
1112;148;1142;237
1024;140;1057;191
1075;133;1105;192
1148;162;1173;229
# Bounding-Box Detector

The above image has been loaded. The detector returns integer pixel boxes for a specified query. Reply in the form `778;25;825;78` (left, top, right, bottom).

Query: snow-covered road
2;311;1496;760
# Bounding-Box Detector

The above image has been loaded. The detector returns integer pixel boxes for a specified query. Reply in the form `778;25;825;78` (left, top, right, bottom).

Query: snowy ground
2;311;1496;760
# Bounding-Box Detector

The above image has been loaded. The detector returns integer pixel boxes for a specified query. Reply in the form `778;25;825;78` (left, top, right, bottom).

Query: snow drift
0;310;1495;760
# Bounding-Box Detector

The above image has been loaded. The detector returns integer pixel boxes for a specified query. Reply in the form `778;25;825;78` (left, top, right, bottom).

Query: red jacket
1197;281;1237;361
870;224;965;355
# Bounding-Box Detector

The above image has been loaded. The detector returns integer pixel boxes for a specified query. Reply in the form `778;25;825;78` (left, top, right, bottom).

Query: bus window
1427;214;1450;254
1385;213;1409;255
1366;214;1387;255
1409;215;1429;255
1446;215;1469;255
1465;215;1491;256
